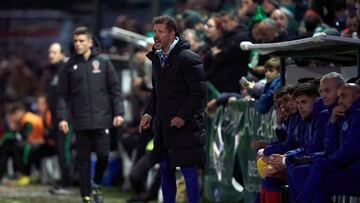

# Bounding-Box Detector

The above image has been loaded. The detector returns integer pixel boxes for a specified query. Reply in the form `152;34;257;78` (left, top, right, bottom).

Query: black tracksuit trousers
76;129;110;197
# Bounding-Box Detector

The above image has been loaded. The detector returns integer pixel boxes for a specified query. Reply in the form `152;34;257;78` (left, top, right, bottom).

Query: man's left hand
113;116;124;127
170;117;185;128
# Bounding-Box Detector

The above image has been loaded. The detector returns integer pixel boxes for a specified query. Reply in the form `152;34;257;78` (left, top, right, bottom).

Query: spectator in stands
237;0;262;21
182;10;205;39
205;57;280;114
270;9;297;39
247;19;269;79
298;10;326;38
309;0;336;27
258;18;288;43
262;0;280;16
202;14;224;73
296;84;360;203
206;11;250;93
271;9;289;30
341;12;358;38
254;57;281;113
58;27;124;203
183;29;206;54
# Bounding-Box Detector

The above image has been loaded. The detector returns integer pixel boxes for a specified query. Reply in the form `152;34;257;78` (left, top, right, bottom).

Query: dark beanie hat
268;0;280;8
183;10;204;29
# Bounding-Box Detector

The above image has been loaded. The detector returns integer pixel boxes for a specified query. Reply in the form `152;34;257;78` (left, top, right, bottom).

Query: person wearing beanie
262;0;280;15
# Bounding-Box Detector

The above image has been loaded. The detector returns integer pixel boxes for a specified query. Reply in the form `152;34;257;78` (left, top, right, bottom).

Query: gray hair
183;29;200;42
262;18;278;30
320;72;346;87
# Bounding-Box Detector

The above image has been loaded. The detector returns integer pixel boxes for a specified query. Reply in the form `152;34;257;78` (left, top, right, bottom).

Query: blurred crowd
0;0;360;203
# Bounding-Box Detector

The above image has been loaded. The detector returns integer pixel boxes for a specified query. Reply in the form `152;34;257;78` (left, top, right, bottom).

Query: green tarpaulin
204;101;276;203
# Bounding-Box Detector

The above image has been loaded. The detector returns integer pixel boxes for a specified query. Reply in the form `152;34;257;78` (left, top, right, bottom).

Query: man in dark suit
139;15;206;203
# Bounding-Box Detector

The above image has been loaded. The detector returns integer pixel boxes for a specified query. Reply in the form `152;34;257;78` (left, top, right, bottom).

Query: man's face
37;96;48;114
319;78;338;106
296;95;315;119
265;66;279;81
153;23;175;51
347;16;358;33
281;94;297;115
338;87;357;110
262;0;276;14
242;0;257;15
48;43;64;64
258;22;277;42
287;94;298;114
184;32;198;51
277;94;289;115
73;34;93;55
271;10;288;29
222;16;237;32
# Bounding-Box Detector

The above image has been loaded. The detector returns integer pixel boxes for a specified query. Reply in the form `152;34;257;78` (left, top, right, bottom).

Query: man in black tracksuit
58;27;124;203
44;43;74;195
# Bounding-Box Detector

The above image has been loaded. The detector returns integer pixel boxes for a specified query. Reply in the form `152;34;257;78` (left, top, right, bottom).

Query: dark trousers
287;163;311;202
129;152;160;196
298;159;360;203
0;139;17;178
55;129;73;187
14;142;56;176
76;129;110;197
159;152;199;203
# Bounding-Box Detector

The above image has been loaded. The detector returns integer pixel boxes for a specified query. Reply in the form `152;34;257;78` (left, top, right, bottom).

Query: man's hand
262;155;271;164
211;46;221;56
139;115;151;133
59;120;69;134
330;105;346;123
251;140;268;150
170;117;185;128
113;116;124;127
276;108;287;125
269;154;285;169
206;99;217;114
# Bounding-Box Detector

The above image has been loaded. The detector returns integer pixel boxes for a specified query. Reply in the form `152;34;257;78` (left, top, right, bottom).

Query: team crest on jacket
92;60;101;73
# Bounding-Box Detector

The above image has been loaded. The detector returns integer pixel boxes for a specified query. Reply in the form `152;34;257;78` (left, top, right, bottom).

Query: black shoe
92;185;104;203
82;196;92;203
126;196;145;203
139;191;157;202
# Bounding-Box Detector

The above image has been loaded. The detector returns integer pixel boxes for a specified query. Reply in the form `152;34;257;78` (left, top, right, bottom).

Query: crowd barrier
203;100;276;203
